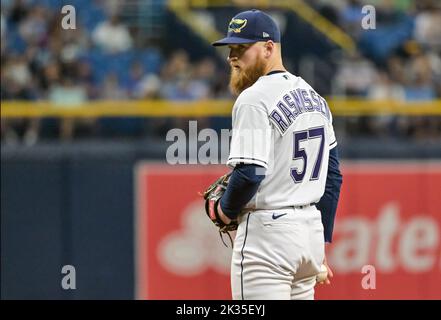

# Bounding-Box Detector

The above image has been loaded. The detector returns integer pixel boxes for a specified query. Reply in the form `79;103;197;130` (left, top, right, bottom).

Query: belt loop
294;203;315;210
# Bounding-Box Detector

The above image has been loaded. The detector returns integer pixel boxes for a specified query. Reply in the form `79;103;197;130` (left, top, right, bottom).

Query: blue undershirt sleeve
219;164;266;220
316;147;343;243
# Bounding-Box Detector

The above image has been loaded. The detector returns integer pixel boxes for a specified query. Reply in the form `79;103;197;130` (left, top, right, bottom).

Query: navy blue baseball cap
212;9;281;46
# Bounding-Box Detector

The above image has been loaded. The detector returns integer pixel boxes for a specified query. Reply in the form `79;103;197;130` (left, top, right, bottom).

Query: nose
227;49;237;62
228;54;238;63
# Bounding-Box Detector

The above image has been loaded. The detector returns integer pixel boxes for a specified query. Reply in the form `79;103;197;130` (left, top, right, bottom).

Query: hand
319;255;334;285
217;202;232;225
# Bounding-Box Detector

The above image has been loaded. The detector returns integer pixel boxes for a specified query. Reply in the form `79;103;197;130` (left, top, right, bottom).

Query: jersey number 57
291;126;325;183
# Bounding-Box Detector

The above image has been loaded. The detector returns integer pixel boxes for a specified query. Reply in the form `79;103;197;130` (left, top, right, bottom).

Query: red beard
229;58;266;96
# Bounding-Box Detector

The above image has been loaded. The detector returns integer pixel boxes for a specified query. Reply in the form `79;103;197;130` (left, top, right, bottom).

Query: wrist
217;201;232;224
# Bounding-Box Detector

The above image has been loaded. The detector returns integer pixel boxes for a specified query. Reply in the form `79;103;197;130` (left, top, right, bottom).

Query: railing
2;99;440;118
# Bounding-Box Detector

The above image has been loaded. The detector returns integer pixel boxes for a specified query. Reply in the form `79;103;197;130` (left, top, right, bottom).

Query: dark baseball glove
201;173;238;242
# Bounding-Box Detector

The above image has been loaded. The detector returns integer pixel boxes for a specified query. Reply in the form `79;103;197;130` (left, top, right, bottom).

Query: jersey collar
265;70;287;76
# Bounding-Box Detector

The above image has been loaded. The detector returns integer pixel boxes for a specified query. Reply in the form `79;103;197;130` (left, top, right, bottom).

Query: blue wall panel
1;160;65;299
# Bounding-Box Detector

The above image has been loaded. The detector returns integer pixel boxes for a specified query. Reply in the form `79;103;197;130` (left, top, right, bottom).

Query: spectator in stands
1;53;40;145
2;54;35;98
404;53;436;100
124;62;145;98
101;0;121;16
335;53;378;96
18;5;48;46
134;74;162;99
426;52;441;97
124;62;161;99
59;27;90;66
367;71;405;137
387;55;407;85
340;0;364;38
160;50;193;100
38;60;61;96
76;60;98;99
48;77;90;141
414;4;441;50
187;58;217;100
368;71;405;100
101;73;128;100
47;76;87;104
92;14;133;53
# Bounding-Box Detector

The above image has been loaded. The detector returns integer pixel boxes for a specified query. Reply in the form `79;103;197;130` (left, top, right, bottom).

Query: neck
264;59;286;75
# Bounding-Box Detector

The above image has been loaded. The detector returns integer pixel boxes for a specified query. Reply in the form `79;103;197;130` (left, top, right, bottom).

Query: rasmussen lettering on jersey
269;89;331;135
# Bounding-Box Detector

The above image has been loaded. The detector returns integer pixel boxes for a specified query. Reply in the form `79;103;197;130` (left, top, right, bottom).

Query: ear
264;41;275;58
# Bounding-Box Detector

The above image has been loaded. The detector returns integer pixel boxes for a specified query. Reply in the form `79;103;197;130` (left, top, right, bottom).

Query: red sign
316;163;441;300
136;162;441;300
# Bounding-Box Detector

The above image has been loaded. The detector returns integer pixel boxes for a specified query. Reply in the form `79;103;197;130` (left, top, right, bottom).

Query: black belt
246;203;317;213
294;203;316;209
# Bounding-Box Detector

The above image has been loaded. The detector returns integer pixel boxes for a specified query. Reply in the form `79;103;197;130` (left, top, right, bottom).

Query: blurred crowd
1;0;440;145
318;0;441;140
1;0;232;144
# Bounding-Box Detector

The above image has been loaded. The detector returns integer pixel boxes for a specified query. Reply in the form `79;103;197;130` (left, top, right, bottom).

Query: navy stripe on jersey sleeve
316;146;343;243
220;164;266;220
329;140;337;148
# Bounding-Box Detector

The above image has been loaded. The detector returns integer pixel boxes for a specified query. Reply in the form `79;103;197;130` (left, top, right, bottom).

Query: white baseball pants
231;205;325;300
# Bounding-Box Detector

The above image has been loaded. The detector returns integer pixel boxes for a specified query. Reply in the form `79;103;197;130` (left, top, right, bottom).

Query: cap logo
228;18;247;33
262;32;269;38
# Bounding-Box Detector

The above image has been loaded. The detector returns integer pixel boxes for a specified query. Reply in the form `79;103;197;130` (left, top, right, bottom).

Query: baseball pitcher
203;9;343;300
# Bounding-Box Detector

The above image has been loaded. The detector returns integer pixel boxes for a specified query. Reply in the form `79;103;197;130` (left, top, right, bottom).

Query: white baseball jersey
227;71;337;210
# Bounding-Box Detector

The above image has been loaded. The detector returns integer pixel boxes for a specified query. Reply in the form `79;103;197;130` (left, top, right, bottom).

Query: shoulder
235;86;261;105
296;76;315;90
233;87;267;113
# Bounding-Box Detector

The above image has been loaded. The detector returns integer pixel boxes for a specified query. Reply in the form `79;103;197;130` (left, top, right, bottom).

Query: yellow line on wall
2;100;441;118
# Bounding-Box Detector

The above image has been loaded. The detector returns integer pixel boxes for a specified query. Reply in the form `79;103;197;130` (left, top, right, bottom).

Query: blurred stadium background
1;0;440;300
